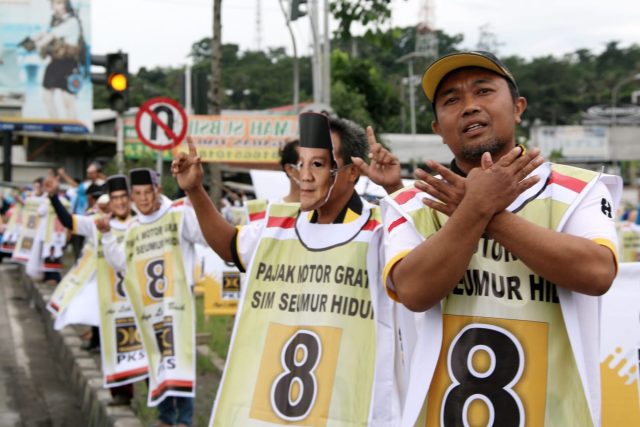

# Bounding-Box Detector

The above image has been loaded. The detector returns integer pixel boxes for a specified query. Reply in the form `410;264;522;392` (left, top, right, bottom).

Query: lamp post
611;72;640;125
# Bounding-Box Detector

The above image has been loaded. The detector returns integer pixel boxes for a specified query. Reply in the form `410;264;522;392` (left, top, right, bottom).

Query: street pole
116;113;124;174
185;64;193;115
156;151;163;177
278;0;299;113
209;0;223;204
408;60;416;135
322;0;331;106
310;0;321;103
397;52;423;136
2;132;11;183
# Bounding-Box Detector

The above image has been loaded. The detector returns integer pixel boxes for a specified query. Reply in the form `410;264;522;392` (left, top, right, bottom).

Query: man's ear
283;163;295;179
432;120;442;139
348;161;361;183
514;96;527;123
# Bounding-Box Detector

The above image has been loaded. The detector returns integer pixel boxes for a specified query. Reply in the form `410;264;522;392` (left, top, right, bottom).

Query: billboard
0;0;92;133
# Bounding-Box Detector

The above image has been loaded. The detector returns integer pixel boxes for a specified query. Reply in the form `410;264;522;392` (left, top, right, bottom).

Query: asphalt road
0;263;86;427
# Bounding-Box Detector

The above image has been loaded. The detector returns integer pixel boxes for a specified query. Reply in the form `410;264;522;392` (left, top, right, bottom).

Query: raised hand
43;175;59;197
171;136;204;193
465;146;544;216
351;126;403;194
415;160;466;217
95;213;112;233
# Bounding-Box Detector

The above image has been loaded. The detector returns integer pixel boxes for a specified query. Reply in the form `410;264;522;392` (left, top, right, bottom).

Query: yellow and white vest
382;163;622;427
123;199;196;406
210;201;401;426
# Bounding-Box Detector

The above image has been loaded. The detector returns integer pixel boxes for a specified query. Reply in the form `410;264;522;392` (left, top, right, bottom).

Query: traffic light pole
156;150;163;177
116;113;124;173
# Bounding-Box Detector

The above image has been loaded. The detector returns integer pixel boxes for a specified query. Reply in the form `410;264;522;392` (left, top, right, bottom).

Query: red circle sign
135;97;188;150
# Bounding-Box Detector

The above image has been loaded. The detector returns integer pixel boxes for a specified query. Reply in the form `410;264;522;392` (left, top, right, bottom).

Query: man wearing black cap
44;174;143;406
382;51;621;426
173;113;407;426
99;168;206;427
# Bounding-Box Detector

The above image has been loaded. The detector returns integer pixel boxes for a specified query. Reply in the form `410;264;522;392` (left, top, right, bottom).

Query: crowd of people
0;51;631;426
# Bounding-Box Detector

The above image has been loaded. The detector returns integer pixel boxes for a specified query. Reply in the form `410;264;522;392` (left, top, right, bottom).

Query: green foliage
330;0;405;40
94;26;640;135
195;295;234;358
330;49;401;131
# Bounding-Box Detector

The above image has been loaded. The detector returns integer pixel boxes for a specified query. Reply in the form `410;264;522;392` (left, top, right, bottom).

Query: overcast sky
91;0;639;72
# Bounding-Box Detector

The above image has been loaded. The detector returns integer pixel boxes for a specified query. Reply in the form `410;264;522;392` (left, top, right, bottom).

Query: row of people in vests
40;50;623;426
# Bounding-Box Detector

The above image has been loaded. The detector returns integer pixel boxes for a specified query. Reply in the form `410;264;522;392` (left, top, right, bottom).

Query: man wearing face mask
173;113;407;426
98;168;205;427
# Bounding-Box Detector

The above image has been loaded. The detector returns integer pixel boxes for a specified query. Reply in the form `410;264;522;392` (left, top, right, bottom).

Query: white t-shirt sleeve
381;198;424;298
562;180;618;253
180;206;208;246
102;231;127;273
235;220;266;271
72;214;96;239
37;199;49;216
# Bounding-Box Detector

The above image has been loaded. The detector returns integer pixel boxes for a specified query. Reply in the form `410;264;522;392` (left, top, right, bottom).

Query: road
0;264;85;427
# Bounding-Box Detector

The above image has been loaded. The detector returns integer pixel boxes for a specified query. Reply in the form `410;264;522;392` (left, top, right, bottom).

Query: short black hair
431;67;520;121
328;116;368;166
86;184;105;199
279;139;299;171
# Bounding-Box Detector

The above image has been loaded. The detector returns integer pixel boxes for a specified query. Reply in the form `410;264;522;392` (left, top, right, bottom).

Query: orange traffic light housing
106;53;129;113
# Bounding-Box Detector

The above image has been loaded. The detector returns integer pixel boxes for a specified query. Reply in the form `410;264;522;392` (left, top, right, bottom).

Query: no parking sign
135;97;188;150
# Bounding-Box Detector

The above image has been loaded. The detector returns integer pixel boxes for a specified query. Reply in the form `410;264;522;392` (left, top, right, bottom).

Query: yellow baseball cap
421;51;517;103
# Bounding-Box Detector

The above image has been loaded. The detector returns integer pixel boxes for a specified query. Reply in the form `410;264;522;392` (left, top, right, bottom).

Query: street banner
174;115;297;163
10;198;41;263
97;224;148;388
123;210;196;406
0;0;93;133
194;244;240;317
600;262;640;425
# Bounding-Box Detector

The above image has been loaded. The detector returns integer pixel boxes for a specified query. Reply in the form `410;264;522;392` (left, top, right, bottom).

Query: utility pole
116;114;124;173
397;0;438;136
209;0;223;203
309;0;321;103
322;0;330;106
211;0;222;116
278;0;300;112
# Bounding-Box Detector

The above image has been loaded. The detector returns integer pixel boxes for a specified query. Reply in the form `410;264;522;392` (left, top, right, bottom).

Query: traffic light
290;0;307;21
91;52;129;113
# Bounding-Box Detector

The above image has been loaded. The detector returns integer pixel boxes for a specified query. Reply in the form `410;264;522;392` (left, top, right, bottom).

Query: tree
330;0;404;40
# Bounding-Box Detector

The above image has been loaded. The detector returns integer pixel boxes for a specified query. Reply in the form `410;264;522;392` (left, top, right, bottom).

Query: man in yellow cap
381;51;622;426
